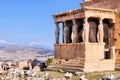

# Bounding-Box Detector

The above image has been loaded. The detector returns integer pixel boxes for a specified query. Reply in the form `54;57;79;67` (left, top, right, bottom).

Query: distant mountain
0;45;54;62
0;45;53;54
0;45;27;53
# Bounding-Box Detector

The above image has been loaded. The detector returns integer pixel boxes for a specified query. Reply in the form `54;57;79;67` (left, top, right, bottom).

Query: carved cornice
84;6;115;12
84;6;116;20
53;8;85;22
53;6;116;23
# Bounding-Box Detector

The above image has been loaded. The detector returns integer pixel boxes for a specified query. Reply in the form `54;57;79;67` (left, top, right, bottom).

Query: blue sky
0;0;82;49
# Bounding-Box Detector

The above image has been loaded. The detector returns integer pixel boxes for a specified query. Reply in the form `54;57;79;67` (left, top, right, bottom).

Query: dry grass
44;70;120;80
0;70;120;80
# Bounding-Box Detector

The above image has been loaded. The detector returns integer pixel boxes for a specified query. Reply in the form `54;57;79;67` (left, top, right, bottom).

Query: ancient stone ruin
49;0;120;72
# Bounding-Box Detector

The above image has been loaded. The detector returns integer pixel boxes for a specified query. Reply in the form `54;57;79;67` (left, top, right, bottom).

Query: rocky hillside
0;45;53;62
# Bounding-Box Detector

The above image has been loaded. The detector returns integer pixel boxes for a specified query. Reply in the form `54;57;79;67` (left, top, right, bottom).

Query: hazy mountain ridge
0;45;53;54
0;45;54;62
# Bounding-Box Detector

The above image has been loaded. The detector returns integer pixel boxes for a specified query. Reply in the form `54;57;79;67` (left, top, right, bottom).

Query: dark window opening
103;19;111;49
104;50;110;59
66;20;72;43
77;19;84;43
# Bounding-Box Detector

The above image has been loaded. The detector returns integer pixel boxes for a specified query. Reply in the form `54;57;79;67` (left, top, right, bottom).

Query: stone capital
72;19;77;25
63;21;67;26
55;22;59;27
84;17;88;23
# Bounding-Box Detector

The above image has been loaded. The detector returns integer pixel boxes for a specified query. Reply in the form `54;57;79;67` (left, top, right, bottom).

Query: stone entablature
53;9;85;23
85;7;116;20
54;7;115;45
53;7;115;23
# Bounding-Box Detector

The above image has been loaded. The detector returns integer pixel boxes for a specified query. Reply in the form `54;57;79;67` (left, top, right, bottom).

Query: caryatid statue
89;21;98;43
82;18;89;42
55;23;60;44
97;20;104;43
71;20;78;43
64;22;69;43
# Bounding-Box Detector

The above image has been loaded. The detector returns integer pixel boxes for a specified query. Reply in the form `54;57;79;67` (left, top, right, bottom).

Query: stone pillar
83;17;89;43
64;21;69;43
71;19;78;43
110;46;115;59
55;22;60;44
98;19;104;43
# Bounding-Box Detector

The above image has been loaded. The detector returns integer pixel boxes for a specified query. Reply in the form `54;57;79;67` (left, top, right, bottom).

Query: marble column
55;22;60;44
98;19;104;43
71;19;78;43
63;21;69;43
83;17;89;43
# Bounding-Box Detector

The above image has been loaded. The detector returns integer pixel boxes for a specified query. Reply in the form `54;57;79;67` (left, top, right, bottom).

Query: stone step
67;61;84;63
49;59;85;72
115;63;120;64
48;65;84;72
115;65;120;67
50;62;84;67
115;67;120;71
66;60;85;64
65;62;84;65
62;62;84;66
115;62;120;63
69;59;85;62
62;64;84;68
116;62;120;64
115;60;120;62
52;63;84;68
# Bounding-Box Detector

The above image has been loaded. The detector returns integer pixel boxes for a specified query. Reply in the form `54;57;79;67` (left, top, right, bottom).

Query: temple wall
83;43;115;72
114;14;120;61
54;43;85;59
84;59;115;72
81;0;119;10
54;43;105;60
114;15;120;49
85;43;104;60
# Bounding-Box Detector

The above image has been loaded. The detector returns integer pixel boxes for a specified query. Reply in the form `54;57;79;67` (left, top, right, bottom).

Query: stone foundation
49;43;115;72
84;59;115;72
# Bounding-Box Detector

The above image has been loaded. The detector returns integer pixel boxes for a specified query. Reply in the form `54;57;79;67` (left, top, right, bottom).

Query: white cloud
0;39;17;45
8;42;17;45
29;41;53;49
0;39;7;44
29;41;42;46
